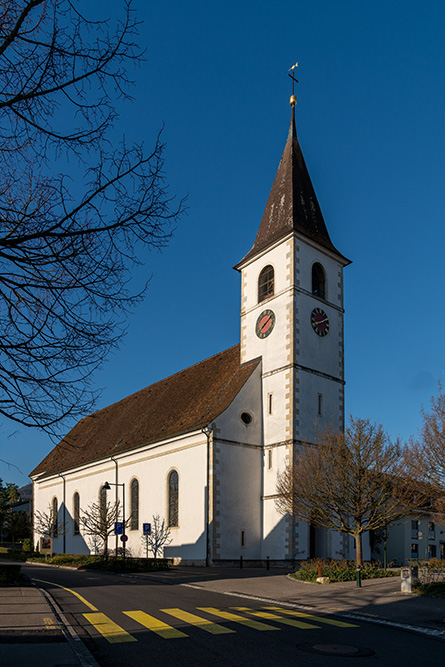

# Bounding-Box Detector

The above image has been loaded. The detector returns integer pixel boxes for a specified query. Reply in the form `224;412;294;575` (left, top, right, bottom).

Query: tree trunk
355;532;363;566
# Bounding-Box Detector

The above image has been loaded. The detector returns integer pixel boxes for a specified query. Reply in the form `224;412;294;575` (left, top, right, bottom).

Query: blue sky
3;0;445;487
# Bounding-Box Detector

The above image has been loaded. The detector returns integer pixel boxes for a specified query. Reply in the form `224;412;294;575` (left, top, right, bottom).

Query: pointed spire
235;96;349;269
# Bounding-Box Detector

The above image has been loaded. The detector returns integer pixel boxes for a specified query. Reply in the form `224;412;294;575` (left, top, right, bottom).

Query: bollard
401;566;418;593
266;556;270;570
240;555;243;569
317;562;323;578
356;565;362;588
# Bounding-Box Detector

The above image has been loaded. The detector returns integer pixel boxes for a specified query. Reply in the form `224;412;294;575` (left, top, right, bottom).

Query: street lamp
103;481;126;565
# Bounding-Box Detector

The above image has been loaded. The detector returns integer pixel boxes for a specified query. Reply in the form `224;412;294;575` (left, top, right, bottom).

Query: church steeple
236;96;349;269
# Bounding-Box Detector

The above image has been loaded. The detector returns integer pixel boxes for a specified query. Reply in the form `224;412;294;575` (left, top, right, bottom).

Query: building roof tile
30;345;259;480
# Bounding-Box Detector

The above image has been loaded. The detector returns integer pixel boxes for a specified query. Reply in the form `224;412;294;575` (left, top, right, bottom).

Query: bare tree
34;504;67;538
276;418;427;565
141;514;172;558
80;500;123;559
406;386;445;516
0;1;184;434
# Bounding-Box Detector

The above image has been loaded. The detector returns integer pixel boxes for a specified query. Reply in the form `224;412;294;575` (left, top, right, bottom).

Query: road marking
123;611;188;639
198;607;280;631
83;612;137;643
161;608;234;634
231;607;320;629
32;578;98;611
263;607;359;628
43;616;58;630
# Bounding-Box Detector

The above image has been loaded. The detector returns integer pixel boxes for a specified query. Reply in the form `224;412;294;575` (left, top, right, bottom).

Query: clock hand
260;316;271;332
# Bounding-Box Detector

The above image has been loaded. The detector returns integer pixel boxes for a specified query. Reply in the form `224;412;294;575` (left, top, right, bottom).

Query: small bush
0;564;23;586
22;539;32;553
26;553;172;572
291;559;399;583
413;580;445;597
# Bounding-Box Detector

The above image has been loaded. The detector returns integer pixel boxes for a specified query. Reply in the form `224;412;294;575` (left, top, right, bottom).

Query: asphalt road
24;564;444;666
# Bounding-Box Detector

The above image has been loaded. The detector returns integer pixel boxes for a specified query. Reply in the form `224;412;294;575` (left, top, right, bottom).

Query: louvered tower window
258;265;274;302
312;262;326;299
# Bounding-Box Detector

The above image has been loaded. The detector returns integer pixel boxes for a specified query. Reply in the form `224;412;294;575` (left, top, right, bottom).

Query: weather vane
288;62;298;106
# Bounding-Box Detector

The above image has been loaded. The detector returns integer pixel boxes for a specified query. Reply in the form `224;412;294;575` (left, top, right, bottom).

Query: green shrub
413;580;445;597
0;564;23;586
290;559;399;583
25;553;172;572
22;539;32;553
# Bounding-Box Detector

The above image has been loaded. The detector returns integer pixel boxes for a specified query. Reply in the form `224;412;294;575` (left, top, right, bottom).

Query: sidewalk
0;572;96;667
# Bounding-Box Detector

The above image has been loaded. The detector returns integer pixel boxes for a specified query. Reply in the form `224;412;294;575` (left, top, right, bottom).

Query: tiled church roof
30;345;259;479
235;105;349;268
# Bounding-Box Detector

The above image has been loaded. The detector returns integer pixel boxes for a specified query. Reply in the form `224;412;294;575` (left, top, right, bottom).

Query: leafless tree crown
276;418;429;564
0;1;185;433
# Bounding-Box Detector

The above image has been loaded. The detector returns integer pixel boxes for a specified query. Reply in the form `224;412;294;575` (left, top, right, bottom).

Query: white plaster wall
240;240;292;375
213;366;263;559
297;371;343;443
262;496;289;559
213;365;262;446
33;431;208;561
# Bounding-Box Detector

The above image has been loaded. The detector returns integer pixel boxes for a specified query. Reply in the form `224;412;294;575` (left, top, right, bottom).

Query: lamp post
103;481;126;565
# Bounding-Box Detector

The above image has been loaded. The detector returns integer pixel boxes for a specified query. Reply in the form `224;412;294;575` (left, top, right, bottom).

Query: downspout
111;452;120;556
201;425;213;567
59;473;66;554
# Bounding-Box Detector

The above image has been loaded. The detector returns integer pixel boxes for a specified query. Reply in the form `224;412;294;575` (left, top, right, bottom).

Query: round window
240;412;253;425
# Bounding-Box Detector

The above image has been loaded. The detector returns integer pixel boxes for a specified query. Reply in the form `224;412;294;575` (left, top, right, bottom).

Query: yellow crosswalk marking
123;611;188;639
161;608;234;635
83;612;137;643
231;606;320;629
263;607;359;628
198;607;280;632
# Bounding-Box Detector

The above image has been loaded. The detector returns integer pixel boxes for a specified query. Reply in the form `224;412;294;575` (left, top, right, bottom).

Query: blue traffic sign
143;523;151;536
114;522;123;535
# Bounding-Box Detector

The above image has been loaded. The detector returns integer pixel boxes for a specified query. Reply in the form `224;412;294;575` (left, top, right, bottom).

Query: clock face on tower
311;307;329;337
255;309;275;339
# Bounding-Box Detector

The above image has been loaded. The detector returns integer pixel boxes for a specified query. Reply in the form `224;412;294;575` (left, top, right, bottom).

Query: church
31;93;362;564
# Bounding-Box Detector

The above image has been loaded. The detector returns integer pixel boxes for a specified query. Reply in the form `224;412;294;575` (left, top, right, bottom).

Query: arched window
130;479;139;531
258;265;274;303
73;492;80;535
312;263;326;299
52;497;58;537
99;485;107;530
168;470;179;527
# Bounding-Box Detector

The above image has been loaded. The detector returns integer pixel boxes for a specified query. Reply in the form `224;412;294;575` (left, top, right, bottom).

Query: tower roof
235;102;349;269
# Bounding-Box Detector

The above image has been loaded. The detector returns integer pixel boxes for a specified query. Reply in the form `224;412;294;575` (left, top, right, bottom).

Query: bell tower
234;92;350;560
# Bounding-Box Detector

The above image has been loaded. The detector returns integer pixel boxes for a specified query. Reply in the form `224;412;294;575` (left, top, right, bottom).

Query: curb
35;583;100;667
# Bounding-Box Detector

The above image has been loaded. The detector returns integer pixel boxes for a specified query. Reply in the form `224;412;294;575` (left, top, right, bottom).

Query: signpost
142;522;151;559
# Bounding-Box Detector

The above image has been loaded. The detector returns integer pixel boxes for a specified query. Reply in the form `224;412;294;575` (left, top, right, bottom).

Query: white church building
31;95;365;564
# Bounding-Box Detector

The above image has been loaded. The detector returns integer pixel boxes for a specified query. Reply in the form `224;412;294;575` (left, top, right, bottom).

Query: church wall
33;430;208;561
212;365;263;560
